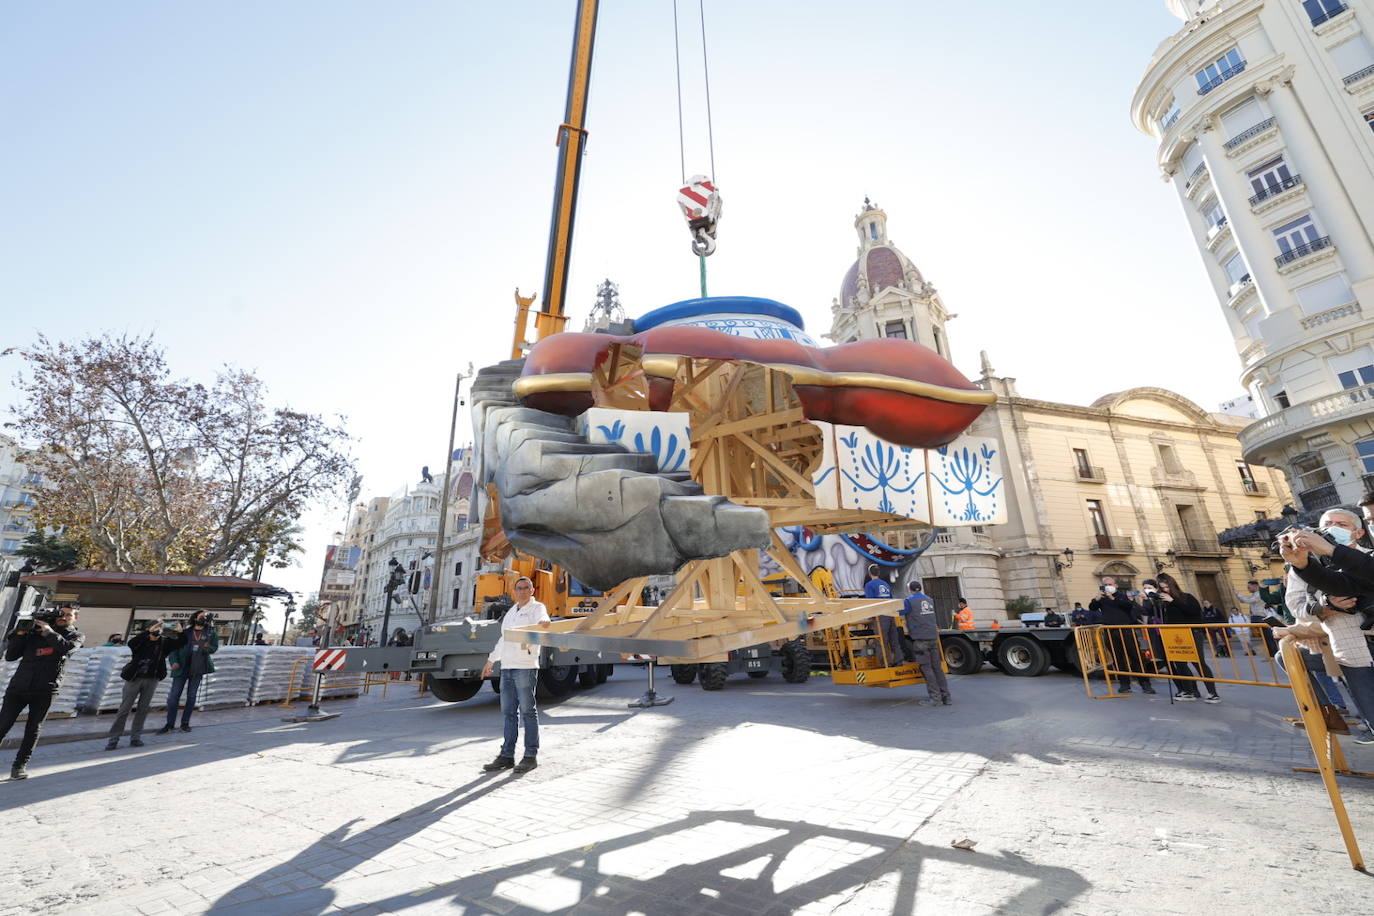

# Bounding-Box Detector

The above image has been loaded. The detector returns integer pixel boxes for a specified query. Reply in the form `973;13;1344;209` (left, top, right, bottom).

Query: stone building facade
1132;0;1374;513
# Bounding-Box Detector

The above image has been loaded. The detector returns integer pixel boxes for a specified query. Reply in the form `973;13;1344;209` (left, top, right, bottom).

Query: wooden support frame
508;355;927;660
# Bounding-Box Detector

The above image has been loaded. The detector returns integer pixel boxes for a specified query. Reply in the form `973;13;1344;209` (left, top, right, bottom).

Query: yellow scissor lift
824;620;939;688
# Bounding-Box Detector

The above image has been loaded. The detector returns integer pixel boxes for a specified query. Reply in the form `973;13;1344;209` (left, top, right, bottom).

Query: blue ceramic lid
633;296;806;332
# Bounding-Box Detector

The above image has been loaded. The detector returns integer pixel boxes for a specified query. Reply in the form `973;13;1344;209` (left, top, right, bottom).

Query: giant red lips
513;325;995;448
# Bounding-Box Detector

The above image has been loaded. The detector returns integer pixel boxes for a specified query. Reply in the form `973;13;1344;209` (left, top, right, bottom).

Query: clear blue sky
1;1;1209;603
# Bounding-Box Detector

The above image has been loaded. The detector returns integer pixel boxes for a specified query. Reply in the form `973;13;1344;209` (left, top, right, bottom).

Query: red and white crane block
312;648;349;672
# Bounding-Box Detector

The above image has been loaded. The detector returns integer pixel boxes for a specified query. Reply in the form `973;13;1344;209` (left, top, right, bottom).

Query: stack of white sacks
250;646;314;704
83;646;132;713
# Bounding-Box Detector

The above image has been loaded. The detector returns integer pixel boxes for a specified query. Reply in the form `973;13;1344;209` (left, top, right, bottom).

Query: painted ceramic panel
927;435;1006;525
579;408;692;473
811;422;931;519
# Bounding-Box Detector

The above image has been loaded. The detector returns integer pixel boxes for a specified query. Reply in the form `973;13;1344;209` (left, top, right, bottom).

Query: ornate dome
838;200;923;307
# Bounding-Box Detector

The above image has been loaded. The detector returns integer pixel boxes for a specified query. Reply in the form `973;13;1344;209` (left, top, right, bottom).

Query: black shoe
482;755;515;772
942;697;952;706
1142;686;1157;695
130;738;144;747
179;725;192;733
156;725;173;735
10;765;27;780
514;756;538;774
105;739;120;751
1118;688;1132;695
916;698;942;708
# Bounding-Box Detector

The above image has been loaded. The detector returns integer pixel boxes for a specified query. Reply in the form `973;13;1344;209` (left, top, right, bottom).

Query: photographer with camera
0;604;84;779
1088;575;1156;695
1276;507;1374;743
105;620;186;750
1144;574;1220;703
158;610;218;734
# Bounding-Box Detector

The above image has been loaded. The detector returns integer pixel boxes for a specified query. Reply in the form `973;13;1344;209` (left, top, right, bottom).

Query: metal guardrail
1197;60;1247;95
1275;235;1332;267
1344;63;1374;86
1224;117;1275;149
1249;173;1303;206
1310;2;1349;27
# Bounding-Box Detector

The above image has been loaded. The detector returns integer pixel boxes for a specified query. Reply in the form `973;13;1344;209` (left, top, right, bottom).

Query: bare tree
4;334;353;575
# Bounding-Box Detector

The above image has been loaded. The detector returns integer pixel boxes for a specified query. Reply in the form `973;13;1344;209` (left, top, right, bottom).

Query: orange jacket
954;607;974;630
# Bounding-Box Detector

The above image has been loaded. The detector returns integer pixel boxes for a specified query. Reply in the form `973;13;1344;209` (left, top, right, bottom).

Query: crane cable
670;0;717;184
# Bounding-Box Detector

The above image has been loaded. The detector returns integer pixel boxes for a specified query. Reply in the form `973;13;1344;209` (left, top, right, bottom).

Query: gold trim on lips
515;356;996;406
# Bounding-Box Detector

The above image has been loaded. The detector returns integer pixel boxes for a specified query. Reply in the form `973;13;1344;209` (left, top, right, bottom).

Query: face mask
1323;526;1355;546
1103;586;1116;594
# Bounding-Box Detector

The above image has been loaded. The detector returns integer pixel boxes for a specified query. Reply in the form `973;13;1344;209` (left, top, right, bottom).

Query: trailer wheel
941;636;983;675
698;662;729;691
537;664;579;701
781;639;812;684
578;667;599;688
670;664;698;685
595;663;610;683
1054;640;1081;673
424;676;483;703
996;635;1050;677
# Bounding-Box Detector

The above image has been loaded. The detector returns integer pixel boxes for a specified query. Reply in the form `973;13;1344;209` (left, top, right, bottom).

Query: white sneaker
1203;695;1221;704
1176;693;1199;702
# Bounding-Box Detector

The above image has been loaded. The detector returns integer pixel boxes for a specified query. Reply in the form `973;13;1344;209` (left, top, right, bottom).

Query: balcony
1187;161;1208;186
1224;117;1276;150
1248;173;1303;206
1198;61;1247;95
1275;235;1332;267
1310;2;1349;27
1301;301;1361;330
1240;479;1269;496
1176;535;1227;556
1090;534;1134;554
1074;465;1106;483
1299;482;1342;513
1345;64;1374;87
1151;466;1201;489
1242;381;1374;459
1161;109;1181;130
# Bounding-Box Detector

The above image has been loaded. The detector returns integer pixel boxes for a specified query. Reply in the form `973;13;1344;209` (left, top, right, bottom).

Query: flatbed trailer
937;625;1079;677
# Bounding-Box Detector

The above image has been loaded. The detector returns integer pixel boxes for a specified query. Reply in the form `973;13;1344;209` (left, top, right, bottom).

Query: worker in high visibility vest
954;597;975;630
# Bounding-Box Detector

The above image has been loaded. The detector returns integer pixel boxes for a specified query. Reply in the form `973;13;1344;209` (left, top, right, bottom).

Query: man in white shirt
481;577;552;773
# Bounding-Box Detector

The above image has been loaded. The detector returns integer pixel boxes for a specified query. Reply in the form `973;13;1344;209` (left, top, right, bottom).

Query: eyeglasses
515;584;533;591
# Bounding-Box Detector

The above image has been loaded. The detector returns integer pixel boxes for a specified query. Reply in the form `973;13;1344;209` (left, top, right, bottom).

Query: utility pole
428;363;473;624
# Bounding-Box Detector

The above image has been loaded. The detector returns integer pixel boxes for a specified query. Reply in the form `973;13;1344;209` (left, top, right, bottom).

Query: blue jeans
499;668;539;758
1341;665;1374;733
164;675;203;727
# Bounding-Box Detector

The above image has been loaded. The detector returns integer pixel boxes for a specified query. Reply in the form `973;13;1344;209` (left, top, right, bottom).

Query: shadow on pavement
208;807;1090;914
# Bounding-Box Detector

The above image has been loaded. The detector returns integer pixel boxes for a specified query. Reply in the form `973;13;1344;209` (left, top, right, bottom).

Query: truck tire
1054;640;1081;673
698;662;729;691
747;670;769;679
941;636;983;675
424;676;483;703
781;639;812;683
595;663;611;683
537;664;579;701
578;666;599;688
670;664;698;685
996;635;1050;677
490;678;501;694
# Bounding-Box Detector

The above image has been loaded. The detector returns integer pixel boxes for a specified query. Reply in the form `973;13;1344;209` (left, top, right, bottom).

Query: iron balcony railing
1275;235;1331;267
1224;117;1276;150
1345;63;1374;86
1241;380;1374;456
1198;60;1247;95
1161;109;1181;130
1075;465;1106;482
1187;161;1208;185
1300;483;1342;513
1177;536;1225;554
1310;2;1349;27
1091;534;1133;552
1241;479;1269;496
1248;173;1303;206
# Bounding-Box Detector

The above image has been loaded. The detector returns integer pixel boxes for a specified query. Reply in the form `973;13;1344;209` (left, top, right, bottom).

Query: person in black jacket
105;621;186;750
1088;576;1156;694
1149;573;1220;703
0;605;84;780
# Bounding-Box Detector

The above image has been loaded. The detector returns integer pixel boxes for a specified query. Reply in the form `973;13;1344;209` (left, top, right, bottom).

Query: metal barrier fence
1077;623;1288;698
277;656;396;709
1076;623;1365;869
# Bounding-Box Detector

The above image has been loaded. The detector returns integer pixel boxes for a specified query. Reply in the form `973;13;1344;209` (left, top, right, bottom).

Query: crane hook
677;175;721;259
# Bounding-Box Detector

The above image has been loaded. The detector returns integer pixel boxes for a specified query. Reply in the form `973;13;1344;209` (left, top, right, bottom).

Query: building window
868;222;878;241
1365;108;1374;133
452;588;462;610
932;326;944;357
1220;97;1265;139
1332;34;1374;83
1296;273;1355;315
1355;439;1374;474
1156;443;1183;473
1304;0;1349;27
1159;96;1181;130
1223;252;1250;291
1196;48;1245;95
1274;389;1290;409
454;561;463;576
1272;213;1322;258
883;321;908;339
1333;363;1374;390
1087;500;1108;536
1201;197;1226;231
1247;156;1293;200
1072;448;1093;477
1293;454;1333;491
1255;511;1266;522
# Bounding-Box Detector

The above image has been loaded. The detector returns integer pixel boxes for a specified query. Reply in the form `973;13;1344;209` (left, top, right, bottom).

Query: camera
1272;525;1339;554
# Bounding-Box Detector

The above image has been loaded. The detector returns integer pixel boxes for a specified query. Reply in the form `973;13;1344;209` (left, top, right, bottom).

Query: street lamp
1053;548;1074;575
381;556;406;647
280;593;297;646
1154;549;1177;572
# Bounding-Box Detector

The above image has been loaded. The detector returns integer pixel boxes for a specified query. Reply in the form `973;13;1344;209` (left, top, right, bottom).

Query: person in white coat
481;577;551;774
